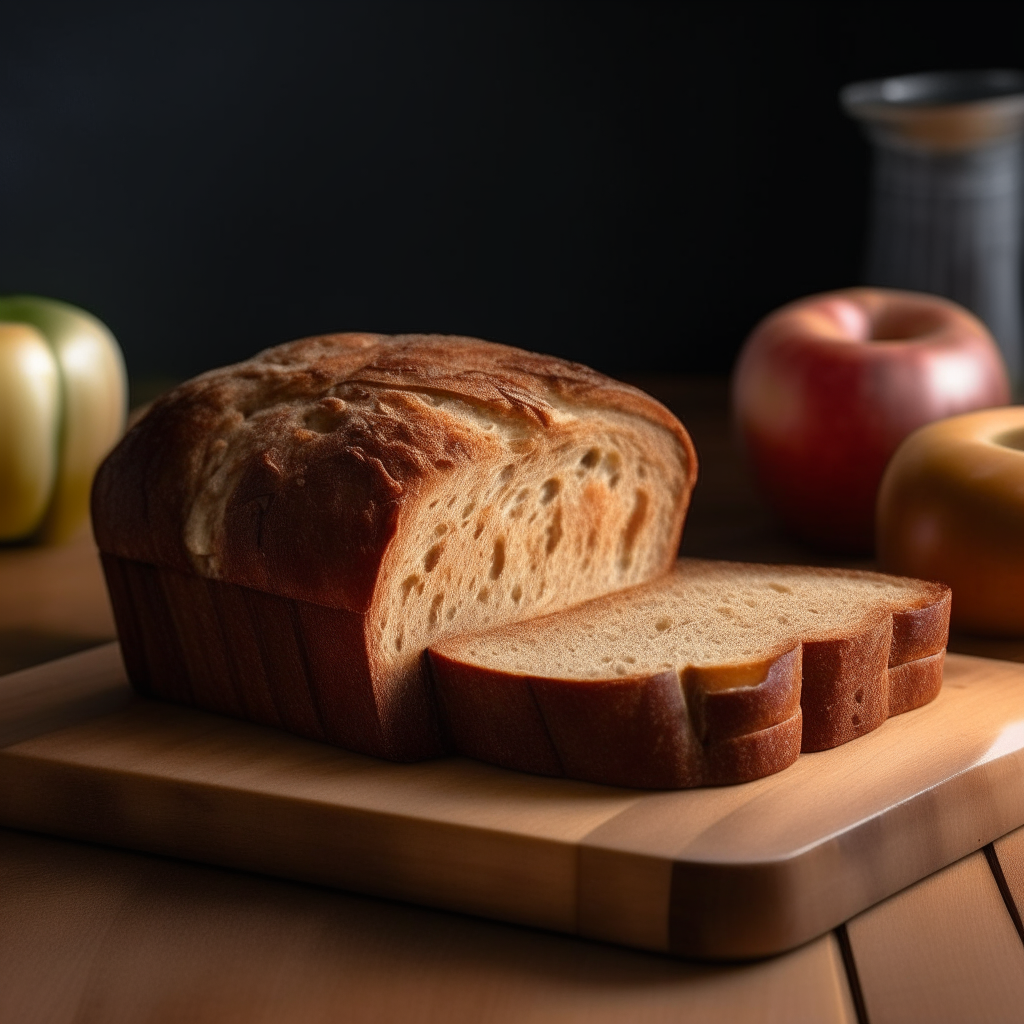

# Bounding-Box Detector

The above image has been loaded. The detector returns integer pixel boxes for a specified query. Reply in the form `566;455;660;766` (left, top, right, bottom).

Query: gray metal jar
842;69;1024;383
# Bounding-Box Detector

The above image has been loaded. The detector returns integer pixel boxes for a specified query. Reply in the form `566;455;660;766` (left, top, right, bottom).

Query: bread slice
427;559;951;788
93;334;697;760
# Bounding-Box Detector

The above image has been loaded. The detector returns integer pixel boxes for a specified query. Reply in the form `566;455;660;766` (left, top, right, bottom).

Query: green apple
0;296;127;543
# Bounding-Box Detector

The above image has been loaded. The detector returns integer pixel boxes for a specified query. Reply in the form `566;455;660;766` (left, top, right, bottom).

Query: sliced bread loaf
93;334;697;760
427;558;951;788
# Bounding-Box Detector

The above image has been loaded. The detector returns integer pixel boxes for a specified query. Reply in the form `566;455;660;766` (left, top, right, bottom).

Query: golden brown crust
427;648;804;789
702;709;804;787
799;580;950;750
92;333;694;614
889;586;952;663
888;650;945;717
104;554;444;758
799;613;893;751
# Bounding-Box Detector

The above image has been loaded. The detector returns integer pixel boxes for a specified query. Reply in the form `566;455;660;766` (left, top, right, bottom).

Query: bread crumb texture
433;559;944;680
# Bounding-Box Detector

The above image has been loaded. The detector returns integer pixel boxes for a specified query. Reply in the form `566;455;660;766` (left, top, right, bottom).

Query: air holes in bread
602;451;622;488
618;489;649;572
508;489;529;519
401;575;423;602
424;545;444;572
854;688;864;703
769;582;792;594
656;617;671;631
545;509;563;555
490;538;506;579
540;478;561;504
373;412;692;696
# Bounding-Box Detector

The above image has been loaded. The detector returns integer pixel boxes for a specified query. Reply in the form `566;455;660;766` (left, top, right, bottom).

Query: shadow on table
0;632;109;678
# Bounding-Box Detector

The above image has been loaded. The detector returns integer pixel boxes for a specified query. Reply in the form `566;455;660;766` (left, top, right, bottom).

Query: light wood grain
0;828;856;1024
3;647;1024;959
846;850;1024;1024
582;651;1024;956
0;662;643;934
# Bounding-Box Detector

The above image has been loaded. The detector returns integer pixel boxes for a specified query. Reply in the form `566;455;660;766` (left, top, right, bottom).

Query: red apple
731;288;1010;552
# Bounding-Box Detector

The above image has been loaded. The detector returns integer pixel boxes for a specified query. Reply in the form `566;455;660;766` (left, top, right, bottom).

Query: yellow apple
0;296;127;543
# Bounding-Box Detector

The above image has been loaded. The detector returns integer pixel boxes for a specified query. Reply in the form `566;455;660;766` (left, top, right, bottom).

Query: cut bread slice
427;558;951;788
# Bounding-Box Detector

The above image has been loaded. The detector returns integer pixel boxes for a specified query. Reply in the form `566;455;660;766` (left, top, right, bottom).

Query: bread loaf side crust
800;584;950;751
426;644;804;788
888;650;945;717
102;554;437;756
889;588;951;664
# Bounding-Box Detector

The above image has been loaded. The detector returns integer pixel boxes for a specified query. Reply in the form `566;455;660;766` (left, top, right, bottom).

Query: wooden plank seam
984;843;1024;949
835;924;870;1024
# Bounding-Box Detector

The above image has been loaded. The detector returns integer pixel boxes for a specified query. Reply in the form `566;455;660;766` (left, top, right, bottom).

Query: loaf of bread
92;333;697;760
428;559;951;788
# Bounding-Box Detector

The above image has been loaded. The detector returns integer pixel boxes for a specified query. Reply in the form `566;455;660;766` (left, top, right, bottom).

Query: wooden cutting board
3;644;1024;960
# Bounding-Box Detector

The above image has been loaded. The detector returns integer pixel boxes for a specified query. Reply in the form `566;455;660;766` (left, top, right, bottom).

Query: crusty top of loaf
92;333;695;612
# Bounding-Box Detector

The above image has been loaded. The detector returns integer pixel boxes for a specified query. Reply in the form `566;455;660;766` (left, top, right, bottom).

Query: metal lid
841;69;1024;152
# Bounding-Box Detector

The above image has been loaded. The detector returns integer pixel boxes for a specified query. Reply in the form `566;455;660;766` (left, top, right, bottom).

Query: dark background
0;2;1020;382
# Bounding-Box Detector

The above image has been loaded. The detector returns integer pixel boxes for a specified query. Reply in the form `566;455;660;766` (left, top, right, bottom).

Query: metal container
842;69;1024;382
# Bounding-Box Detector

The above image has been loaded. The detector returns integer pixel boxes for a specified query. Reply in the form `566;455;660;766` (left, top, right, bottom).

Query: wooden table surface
2;376;1024;1023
